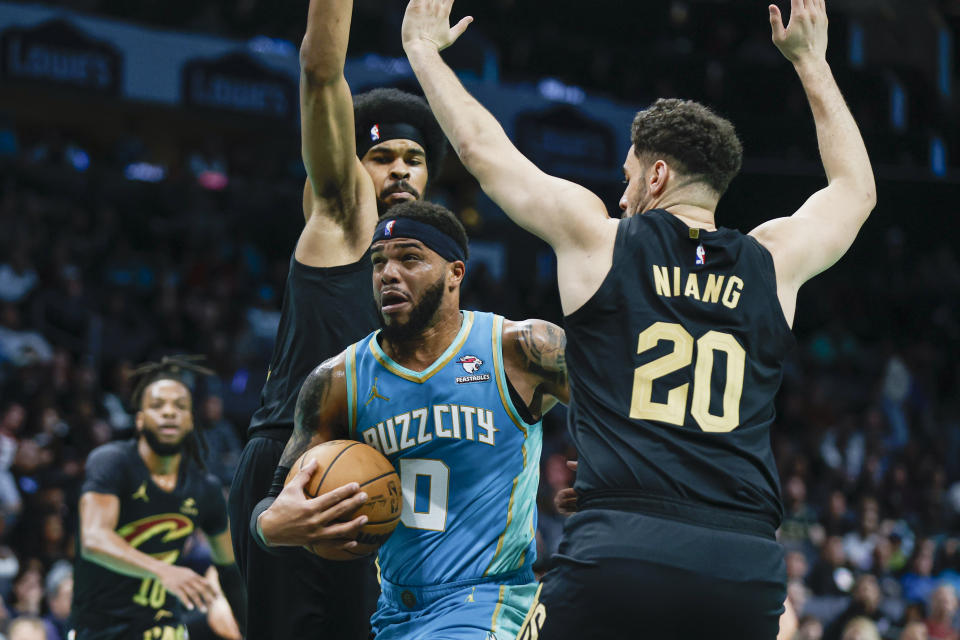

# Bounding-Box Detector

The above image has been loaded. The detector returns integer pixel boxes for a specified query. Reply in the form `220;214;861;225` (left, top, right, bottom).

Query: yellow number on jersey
629;323;746;433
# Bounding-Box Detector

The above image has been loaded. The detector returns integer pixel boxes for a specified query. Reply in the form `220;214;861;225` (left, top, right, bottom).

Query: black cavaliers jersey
247;253;378;438
566;210;794;529
71;440;227;632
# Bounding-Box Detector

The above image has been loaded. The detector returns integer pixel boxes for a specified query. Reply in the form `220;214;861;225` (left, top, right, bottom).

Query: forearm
795;59;875;199
405;45;511;182
82;530;169;580
301;0;353;80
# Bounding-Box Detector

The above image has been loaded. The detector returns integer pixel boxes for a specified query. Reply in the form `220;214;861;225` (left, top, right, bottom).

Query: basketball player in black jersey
72;358;246;640
404;0;874;636
225;0;447;636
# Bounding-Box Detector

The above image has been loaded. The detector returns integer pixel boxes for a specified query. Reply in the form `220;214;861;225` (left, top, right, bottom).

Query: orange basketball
284;440;401;561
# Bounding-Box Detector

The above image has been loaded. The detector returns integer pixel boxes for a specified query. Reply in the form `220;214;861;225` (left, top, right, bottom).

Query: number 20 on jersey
630;322;746;433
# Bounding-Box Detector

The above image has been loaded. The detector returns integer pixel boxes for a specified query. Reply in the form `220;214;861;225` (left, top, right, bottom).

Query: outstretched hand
769;0;828;65
402;0;473;54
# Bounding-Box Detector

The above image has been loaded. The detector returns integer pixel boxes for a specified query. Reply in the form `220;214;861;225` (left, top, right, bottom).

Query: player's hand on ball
259;459;369;549
402;0;473;53
769;0;828;65
155;564;218;612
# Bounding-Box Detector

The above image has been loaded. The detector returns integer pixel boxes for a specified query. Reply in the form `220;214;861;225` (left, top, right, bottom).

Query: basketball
284;440;402;560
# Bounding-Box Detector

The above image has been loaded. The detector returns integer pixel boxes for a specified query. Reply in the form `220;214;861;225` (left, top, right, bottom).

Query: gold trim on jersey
489;584;507;635
491;315;527;436
483;454;523;577
368;311;475;383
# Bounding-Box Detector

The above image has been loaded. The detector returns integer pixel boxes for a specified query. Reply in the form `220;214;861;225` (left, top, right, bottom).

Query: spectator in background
825;574;894;640
811;536;856;596
903;540;940;604
9;565;43;619
901;622;930;640
43;561;71;640
845;496;882;572
0;251;38;305
841;617;881;640
782;475;820;550
797;615;825;640
199;395;241;488
0;305;53;369
823;489;855;537
7;617;46;640
926;584;959;640
0;405;22;523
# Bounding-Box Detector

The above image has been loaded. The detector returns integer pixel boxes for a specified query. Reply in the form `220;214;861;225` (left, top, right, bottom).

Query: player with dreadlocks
71;356;247;640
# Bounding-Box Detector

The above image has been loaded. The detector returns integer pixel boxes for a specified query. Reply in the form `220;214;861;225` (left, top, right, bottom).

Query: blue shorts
373;567;537;640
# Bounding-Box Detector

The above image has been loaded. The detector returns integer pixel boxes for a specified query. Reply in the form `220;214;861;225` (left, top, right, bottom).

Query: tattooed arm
502;319;569;421
253;353;369;551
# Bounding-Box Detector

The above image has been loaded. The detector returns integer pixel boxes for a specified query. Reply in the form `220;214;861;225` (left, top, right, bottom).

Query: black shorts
521;508;786;640
228;433;378;639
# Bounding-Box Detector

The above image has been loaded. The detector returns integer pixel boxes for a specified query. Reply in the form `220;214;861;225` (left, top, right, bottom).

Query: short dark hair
631;98;743;196
379;201;469;261
354;88;448;181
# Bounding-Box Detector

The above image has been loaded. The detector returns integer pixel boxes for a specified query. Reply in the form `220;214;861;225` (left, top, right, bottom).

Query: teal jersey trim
368;311;475;383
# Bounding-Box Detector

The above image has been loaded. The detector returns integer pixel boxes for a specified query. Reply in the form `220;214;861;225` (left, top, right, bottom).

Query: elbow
299;40;343;86
455;136;493;175
80;530;104;560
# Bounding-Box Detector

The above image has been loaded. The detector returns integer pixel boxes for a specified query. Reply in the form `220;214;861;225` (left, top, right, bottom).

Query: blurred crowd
27;0;960;173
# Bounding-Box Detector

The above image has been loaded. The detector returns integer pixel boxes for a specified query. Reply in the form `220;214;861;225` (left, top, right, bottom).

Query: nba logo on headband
370;124;381;142
384;220;396;237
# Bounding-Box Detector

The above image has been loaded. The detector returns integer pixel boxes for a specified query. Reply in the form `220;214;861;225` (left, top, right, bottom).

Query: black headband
371;218;466;263
357;122;428;160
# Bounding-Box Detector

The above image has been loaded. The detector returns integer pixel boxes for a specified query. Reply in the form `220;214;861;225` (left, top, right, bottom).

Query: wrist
256;511;275;547
792;56;830;78
404;39;441;59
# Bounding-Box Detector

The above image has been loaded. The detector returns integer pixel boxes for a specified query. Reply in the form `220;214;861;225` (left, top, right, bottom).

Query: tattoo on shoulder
516;321;568;387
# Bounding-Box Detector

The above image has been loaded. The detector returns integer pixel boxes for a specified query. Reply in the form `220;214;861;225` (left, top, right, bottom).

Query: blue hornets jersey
346;311;541;587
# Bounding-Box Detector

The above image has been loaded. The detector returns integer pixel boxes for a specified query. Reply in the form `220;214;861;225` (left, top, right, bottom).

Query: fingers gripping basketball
284;441;401;561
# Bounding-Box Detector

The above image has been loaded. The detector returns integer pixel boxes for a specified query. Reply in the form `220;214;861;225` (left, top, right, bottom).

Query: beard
140;427;192;457
377;181;422;215
380;276;445;342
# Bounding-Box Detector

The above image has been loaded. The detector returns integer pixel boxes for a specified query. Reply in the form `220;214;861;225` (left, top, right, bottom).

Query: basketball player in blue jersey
256;200;569;639
403;0;874;637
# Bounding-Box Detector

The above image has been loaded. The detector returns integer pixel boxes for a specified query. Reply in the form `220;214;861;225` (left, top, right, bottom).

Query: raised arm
297;0;379;267
502;319;569;420
401;1;615;272
750;0;876;324
255;355;369;551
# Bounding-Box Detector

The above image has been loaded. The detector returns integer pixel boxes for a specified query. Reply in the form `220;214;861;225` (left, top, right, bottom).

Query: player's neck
663;205;717;231
653;188;719;231
137;438;182;478
382;306;463;372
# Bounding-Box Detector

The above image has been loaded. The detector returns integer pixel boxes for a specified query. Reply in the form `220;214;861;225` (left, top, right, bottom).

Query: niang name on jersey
653;265;744;309
361;405;498;455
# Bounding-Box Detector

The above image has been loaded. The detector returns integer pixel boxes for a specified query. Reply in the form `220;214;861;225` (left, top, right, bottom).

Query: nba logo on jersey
384;220;396;237
695;244;706;265
371;124;381;141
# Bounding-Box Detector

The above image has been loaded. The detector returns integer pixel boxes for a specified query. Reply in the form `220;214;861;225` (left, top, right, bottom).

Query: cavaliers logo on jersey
117;514;195;558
